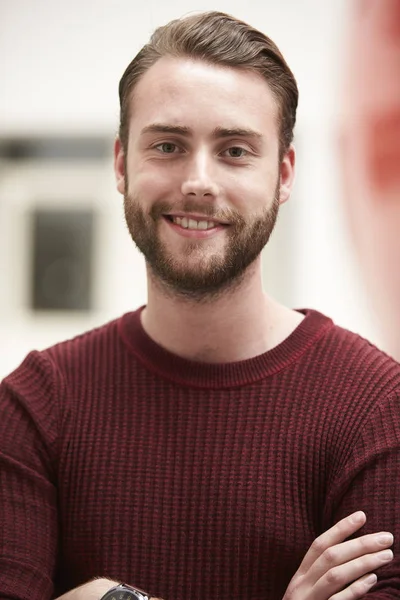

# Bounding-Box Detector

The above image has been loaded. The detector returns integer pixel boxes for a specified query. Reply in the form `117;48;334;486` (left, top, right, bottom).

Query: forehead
129;57;279;137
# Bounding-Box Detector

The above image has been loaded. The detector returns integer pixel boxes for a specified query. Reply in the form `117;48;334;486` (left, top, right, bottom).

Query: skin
114;56;303;363
283;512;393;600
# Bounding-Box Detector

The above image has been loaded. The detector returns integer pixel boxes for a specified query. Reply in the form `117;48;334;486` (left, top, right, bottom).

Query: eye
155;142;180;154
222;146;249;159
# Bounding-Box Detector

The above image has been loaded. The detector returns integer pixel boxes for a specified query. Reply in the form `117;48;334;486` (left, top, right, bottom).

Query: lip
162;215;227;238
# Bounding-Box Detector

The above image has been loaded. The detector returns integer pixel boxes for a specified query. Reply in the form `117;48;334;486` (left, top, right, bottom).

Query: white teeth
172;216;216;230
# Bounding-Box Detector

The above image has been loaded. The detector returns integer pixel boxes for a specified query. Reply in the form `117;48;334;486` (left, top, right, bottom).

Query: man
0;11;399;600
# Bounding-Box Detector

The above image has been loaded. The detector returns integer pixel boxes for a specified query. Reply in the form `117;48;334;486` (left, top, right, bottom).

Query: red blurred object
341;0;400;359
368;108;400;191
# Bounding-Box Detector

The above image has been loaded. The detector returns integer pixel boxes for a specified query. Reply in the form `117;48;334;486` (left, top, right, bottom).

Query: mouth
163;214;230;231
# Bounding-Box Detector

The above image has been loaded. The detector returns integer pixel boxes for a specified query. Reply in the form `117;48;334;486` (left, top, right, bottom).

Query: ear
278;144;296;205
114;136;126;195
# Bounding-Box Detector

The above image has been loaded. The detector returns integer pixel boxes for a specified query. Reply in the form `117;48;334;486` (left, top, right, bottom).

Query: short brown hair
118;11;298;158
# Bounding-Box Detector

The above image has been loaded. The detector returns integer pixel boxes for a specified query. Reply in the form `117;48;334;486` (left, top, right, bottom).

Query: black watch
99;583;150;600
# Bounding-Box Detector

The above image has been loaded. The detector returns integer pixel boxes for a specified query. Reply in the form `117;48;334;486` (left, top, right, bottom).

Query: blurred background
0;0;383;379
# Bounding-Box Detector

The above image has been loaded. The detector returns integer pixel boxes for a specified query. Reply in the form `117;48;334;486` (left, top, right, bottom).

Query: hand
283;511;394;600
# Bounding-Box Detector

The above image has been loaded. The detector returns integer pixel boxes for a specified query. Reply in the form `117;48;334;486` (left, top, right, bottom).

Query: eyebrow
140;123;263;141
212;126;263;141
141;124;191;136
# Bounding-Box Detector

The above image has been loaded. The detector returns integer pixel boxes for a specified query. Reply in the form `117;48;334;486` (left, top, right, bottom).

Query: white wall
0;0;382;379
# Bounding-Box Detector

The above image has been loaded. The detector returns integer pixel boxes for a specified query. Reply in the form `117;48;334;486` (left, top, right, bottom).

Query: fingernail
351;511;366;524
379;549;393;561
364;574;377;585
377;532;393;545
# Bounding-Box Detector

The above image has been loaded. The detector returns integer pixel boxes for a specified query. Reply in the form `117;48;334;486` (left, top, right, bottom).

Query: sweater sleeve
323;392;400;598
0;352;60;600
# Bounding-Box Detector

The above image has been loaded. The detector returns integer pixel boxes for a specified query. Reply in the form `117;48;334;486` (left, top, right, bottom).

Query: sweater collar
119;306;333;389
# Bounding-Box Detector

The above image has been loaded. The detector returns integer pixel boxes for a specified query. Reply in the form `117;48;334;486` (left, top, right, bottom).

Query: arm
53;516;392;600
284;391;400;600
316;393;400;598
0;354;163;600
0;352;60;600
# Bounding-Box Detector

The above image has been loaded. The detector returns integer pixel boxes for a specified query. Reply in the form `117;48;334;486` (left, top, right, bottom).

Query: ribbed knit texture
1;307;400;600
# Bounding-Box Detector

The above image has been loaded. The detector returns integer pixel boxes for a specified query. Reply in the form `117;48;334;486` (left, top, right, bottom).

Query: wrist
62;578;118;600
89;579;119;600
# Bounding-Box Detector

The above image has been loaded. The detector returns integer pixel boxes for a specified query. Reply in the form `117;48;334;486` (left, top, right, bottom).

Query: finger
297;512;367;574
329;573;377;600
313;550;393;599
309;531;393;583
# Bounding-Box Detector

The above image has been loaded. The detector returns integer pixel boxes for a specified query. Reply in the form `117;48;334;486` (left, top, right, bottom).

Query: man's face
115;57;295;299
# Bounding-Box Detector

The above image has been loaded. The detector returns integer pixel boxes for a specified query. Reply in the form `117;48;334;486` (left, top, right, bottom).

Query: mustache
149;200;244;225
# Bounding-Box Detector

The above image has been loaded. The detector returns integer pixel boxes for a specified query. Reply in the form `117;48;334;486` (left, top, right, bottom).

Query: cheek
127;160;180;199
226;174;273;214
127;172;164;201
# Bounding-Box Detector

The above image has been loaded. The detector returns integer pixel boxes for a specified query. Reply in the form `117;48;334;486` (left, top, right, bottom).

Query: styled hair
118;11;298;158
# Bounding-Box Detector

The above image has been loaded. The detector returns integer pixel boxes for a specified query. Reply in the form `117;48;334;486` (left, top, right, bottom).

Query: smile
162;214;229;238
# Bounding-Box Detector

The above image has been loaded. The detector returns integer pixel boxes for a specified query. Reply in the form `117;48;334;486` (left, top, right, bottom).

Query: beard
124;186;280;301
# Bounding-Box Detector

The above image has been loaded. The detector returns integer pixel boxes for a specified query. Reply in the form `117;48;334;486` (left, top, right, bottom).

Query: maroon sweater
1;308;400;600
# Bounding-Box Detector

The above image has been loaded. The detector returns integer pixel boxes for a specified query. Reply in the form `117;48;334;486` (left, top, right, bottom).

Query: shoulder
306;308;399;367
300;308;400;403
1;314;129;399
42;314;124;372
0;314;131;449
325;313;398;372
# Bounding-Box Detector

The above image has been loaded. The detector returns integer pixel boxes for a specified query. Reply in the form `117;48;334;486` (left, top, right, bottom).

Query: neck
141;259;303;363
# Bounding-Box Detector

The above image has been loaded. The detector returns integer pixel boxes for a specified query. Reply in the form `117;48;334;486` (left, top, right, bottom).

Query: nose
180;150;220;198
